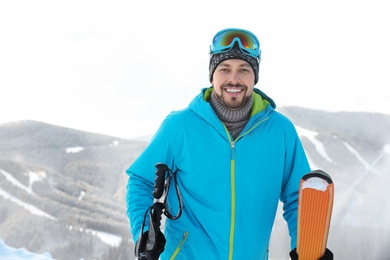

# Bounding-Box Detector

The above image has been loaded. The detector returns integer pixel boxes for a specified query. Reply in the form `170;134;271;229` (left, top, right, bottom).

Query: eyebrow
219;61;251;68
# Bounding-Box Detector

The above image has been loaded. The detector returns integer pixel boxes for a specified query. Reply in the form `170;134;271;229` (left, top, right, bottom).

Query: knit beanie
209;44;259;84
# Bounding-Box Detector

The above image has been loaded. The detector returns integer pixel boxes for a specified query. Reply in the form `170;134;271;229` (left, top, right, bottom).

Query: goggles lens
210;28;261;58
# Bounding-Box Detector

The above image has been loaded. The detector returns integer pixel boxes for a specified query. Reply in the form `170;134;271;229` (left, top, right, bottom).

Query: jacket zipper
224;117;269;260
223;126;236;260
229;144;235;260
169;231;188;259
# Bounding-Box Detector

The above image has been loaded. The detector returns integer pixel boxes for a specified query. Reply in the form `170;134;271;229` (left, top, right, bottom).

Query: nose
228;71;240;84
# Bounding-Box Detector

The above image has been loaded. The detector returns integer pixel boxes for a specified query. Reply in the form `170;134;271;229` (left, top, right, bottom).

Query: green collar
203;87;270;116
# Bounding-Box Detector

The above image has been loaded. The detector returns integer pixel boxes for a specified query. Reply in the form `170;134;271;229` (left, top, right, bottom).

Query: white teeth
226;88;241;93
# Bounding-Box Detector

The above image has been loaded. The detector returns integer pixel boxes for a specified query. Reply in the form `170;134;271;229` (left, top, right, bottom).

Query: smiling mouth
224;87;244;93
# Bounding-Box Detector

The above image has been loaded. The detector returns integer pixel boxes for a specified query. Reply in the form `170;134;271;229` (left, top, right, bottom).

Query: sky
0;0;389;139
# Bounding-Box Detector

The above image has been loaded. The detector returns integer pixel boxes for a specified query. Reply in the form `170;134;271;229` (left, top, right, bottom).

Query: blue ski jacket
126;87;311;259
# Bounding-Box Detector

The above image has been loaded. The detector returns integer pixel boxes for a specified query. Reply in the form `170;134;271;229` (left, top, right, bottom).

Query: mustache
222;83;246;88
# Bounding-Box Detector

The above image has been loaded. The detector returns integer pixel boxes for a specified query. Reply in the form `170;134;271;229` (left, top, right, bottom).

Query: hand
135;230;166;260
319;249;333;260
289;248;333;260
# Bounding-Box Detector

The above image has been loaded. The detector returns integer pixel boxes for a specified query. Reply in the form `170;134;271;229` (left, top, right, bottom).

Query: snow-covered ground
0;239;53;260
65;146;85;153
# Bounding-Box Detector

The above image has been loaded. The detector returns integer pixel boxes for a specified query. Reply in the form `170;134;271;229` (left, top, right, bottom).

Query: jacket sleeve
279;123;311;249
125;114;177;242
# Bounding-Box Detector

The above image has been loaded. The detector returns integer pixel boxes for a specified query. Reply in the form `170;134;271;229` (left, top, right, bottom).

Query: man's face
212;59;256;109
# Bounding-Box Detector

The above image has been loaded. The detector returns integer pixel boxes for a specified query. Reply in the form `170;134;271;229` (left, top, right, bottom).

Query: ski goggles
210;28;261;59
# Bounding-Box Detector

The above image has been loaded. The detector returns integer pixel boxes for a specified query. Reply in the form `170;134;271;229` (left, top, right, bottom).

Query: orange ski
296;170;334;260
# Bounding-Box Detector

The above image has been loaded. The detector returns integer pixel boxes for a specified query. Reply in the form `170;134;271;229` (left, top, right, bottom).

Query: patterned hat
209;44;259;84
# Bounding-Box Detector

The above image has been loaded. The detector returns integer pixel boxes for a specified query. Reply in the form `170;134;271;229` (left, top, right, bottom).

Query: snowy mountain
0;120;145;259
1;106;390;259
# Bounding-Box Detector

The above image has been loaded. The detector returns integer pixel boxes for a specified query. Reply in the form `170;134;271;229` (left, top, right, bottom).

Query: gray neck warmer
210;90;253;139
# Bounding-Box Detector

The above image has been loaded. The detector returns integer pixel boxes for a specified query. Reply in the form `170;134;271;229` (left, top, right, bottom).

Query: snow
335;141;387;209
0;169;32;194
65;225;121;247
296;126;334;163
383;144;390;154
302;177;328;192
0;169;55;219
0;166;121;251
109;140;119;147
0;189;55;220
343;142;381;175
65;146;85;153
0;169;46;195
78;190;86;201
28;171;46;189
0;169;46;196
86;230;122;247
0;239;53;260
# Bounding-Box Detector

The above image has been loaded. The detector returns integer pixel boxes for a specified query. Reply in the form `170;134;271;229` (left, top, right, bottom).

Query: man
126;28;333;259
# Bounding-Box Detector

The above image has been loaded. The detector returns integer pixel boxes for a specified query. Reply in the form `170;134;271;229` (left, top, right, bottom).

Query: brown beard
216;83;249;109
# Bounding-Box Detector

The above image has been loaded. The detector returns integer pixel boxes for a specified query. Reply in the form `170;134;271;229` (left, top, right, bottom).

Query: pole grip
152;163;167;199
